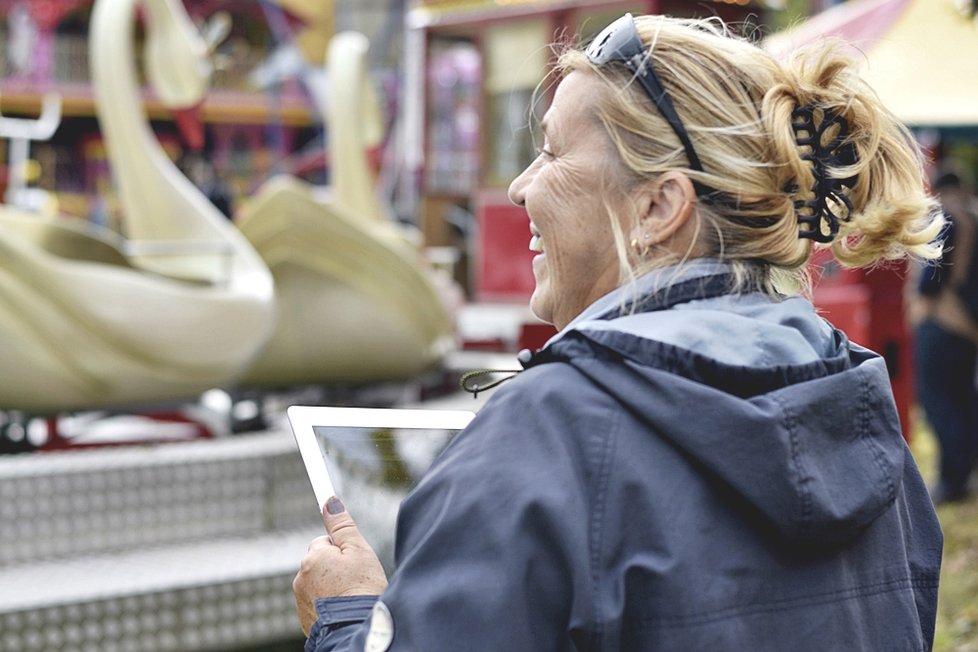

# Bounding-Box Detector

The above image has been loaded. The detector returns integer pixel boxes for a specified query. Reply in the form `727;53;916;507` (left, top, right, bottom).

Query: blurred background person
909;164;978;504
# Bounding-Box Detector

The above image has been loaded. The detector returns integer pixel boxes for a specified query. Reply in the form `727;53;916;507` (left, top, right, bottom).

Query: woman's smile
529;224;544;253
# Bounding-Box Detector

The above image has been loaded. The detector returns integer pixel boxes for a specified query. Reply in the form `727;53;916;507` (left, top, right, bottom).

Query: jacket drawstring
460;349;534;398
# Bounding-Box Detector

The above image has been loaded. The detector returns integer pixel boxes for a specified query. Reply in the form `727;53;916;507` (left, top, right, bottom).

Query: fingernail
325;496;345;515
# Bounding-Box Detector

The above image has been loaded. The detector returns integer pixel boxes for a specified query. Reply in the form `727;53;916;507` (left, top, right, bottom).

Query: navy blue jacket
306;261;942;651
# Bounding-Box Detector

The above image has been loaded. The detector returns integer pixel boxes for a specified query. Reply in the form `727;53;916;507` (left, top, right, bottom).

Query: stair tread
0;428;297;477
0;527;322;613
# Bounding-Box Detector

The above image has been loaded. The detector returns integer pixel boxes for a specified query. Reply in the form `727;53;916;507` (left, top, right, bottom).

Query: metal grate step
0;528;318;651
0;428;323;650
0;430;317;566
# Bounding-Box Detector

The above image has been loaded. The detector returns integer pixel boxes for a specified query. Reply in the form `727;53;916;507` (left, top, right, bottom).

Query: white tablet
286;405;476;514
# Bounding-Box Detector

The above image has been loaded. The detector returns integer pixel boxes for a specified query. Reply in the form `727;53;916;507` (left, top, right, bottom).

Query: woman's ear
629;170;697;248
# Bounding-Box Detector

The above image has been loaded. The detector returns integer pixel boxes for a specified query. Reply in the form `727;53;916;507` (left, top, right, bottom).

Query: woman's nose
508;165;530;206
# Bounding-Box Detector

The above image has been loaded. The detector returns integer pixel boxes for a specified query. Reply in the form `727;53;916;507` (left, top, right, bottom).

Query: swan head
142;0;230;146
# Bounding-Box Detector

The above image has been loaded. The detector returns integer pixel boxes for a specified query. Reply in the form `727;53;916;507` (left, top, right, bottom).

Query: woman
294;14;943;651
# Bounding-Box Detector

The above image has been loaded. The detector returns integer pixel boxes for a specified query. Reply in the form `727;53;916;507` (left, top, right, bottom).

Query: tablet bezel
286;405;476;513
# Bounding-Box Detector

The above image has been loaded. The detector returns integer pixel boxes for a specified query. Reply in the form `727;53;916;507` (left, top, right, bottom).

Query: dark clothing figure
915;320;978;498
912;174;978;502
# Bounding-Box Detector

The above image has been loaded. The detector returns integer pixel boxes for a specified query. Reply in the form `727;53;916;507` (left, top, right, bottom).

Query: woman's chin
528;288;553;326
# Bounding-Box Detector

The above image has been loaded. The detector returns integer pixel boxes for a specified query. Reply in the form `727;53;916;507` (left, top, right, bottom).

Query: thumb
322;496;367;551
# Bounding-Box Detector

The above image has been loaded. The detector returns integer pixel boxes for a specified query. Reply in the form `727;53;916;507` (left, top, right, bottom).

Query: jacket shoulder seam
771;392;813;534
857;366;899;505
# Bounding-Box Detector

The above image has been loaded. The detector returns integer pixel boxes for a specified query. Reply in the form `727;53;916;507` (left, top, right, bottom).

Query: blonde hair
556;15;943;295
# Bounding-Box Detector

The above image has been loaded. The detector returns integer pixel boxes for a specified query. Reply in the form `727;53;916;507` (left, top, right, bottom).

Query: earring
630;237;650;258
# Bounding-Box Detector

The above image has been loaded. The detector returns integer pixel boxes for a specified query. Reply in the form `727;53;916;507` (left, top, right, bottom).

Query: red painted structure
810;253;914;441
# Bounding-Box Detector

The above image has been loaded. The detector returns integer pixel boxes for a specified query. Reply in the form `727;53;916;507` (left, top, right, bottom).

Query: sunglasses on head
585;13;703;173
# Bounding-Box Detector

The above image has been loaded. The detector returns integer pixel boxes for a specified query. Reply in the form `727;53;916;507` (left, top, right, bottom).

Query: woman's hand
293;497;389;635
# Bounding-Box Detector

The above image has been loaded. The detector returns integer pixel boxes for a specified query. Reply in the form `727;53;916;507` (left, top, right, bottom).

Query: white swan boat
0;0;275;412
236;32;454;387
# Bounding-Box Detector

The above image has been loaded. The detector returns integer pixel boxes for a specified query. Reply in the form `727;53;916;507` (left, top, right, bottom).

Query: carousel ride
0;0;275;415
0;1;467;449
235;30;456;388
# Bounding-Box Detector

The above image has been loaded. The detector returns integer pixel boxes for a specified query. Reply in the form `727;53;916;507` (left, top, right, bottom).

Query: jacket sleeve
304;596;377;652
307;368;604;651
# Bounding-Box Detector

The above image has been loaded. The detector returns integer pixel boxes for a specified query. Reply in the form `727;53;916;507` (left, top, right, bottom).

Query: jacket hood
532;262;906;547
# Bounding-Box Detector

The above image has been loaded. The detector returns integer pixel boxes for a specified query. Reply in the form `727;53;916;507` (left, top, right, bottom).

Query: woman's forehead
551;72;592;109
545;72;601;134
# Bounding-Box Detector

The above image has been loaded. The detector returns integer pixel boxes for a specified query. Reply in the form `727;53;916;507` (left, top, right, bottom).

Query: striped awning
764;0;978;128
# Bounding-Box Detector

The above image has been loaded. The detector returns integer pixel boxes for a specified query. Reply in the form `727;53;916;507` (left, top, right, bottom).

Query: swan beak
172;103;206;151
201;11;232;55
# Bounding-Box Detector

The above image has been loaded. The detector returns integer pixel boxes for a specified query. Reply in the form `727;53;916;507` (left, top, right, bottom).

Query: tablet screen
287;406;475;567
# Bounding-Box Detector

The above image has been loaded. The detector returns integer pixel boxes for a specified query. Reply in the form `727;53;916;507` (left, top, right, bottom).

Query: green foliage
911;416;978;652
764;0;814;33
